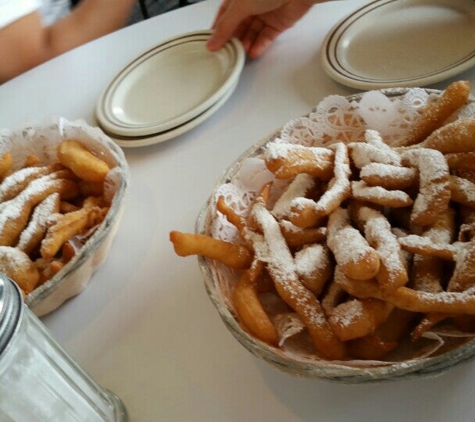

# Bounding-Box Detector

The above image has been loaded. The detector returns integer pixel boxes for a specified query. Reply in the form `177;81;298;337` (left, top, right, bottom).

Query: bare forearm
0;0;136;83
45;0;137;56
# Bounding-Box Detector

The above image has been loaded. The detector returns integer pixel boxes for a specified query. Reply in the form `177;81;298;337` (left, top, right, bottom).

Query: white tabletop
2;0;475;420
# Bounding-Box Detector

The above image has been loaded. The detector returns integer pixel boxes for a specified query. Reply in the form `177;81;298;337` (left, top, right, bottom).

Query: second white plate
321;0;475;89
96;30;245;137
105;78;239;148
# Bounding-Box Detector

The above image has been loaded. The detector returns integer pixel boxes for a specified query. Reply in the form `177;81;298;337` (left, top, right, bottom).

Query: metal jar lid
0;274;23;356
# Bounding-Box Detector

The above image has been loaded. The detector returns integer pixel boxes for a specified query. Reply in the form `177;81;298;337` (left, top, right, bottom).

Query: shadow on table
256;357;474;421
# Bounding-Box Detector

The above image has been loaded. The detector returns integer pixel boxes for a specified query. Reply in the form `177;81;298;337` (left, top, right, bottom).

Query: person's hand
206;0;319;58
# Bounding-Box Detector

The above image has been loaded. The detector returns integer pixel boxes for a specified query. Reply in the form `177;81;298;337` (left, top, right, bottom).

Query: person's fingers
234;17;254;41
248;26;281;58
207;7;250;51
239;18;264;52
210;0;231;29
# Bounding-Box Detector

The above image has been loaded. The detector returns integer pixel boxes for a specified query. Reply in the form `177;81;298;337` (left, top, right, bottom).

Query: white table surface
2;0;475;420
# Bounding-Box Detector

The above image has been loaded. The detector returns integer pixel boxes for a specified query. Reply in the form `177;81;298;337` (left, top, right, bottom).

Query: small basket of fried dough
0;117;129;316
170;80;475;383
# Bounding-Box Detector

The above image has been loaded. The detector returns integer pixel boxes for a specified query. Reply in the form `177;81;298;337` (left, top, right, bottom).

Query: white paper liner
0;117;129;316
198;87;475;381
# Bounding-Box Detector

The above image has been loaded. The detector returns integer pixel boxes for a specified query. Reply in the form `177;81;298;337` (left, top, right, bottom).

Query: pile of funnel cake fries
0;140;112;296
171;81;475;361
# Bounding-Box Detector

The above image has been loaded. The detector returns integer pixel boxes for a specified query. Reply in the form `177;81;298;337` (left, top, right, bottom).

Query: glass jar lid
0;274;23;355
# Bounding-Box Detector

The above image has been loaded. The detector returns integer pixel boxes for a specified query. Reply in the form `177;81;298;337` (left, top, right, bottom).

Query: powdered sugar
17;193;60;252
295;244;328;277
272;173;314;219
251;203;326;327
351;180;412;204
290;142;350;216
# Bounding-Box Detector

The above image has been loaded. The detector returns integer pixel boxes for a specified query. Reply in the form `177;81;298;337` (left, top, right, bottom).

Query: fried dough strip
358;206;408;293
349;308;416;360
412;209;456;293
331;266;395;340
169;231;253;270
233;260;279;346
398;235;457;261
328;297;393;341
411;313;449;341
395;80;471;147
264;142;334;180
279;221;327;248
271;173;316;220
326;208;380;280
0;164;63;202
415;118;475;153
0;153;12;180
23;155;41;168
447;240;475;293
359;163;417;190
294;243;333;296
290;143;351;228
445;152;475;171
351;180;413;208
35;258;65;286
348;335;398;360
389;287;475;315
0;175;78;246
40;202;107;260
251;202;347;360
58;140;110;182
337;273;475;315
450;175;475;208
0;246;40;294
349;130;402;168
410;210;456;339
17;193;61;255
321;280;346;315
401;148;451;227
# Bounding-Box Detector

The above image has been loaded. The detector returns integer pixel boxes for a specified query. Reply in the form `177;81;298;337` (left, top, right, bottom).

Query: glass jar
0;274;128;421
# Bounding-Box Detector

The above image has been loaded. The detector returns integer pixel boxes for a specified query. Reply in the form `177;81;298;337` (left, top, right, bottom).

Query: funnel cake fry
0;246;40;294
395;80;471;147
233;260;279;346
327;208;380;281
169;231;253;270
0;175;78;247
401;148;451;227
58;140;110;182
290;143;351;228
264;142;334;180
251;202;347;360
40;201;107;260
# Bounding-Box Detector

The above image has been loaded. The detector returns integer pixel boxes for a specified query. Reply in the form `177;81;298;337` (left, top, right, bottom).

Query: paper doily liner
199;88;475;376
0;117;129;316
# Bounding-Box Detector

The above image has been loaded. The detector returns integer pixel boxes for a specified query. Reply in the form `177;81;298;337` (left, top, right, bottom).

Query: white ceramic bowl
196;88;475;383
0;118;129;317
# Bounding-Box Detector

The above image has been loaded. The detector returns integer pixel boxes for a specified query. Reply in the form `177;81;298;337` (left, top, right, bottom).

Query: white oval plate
321;0;475;89
105;78;239;148
96;30;245;137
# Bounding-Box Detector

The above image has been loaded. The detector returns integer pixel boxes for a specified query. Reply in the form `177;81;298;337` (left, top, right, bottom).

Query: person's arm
0;0;136;83
206;0;326;59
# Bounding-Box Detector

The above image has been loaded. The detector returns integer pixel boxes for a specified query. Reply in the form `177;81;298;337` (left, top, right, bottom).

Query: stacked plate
321;0;475;89
95;30;245;147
